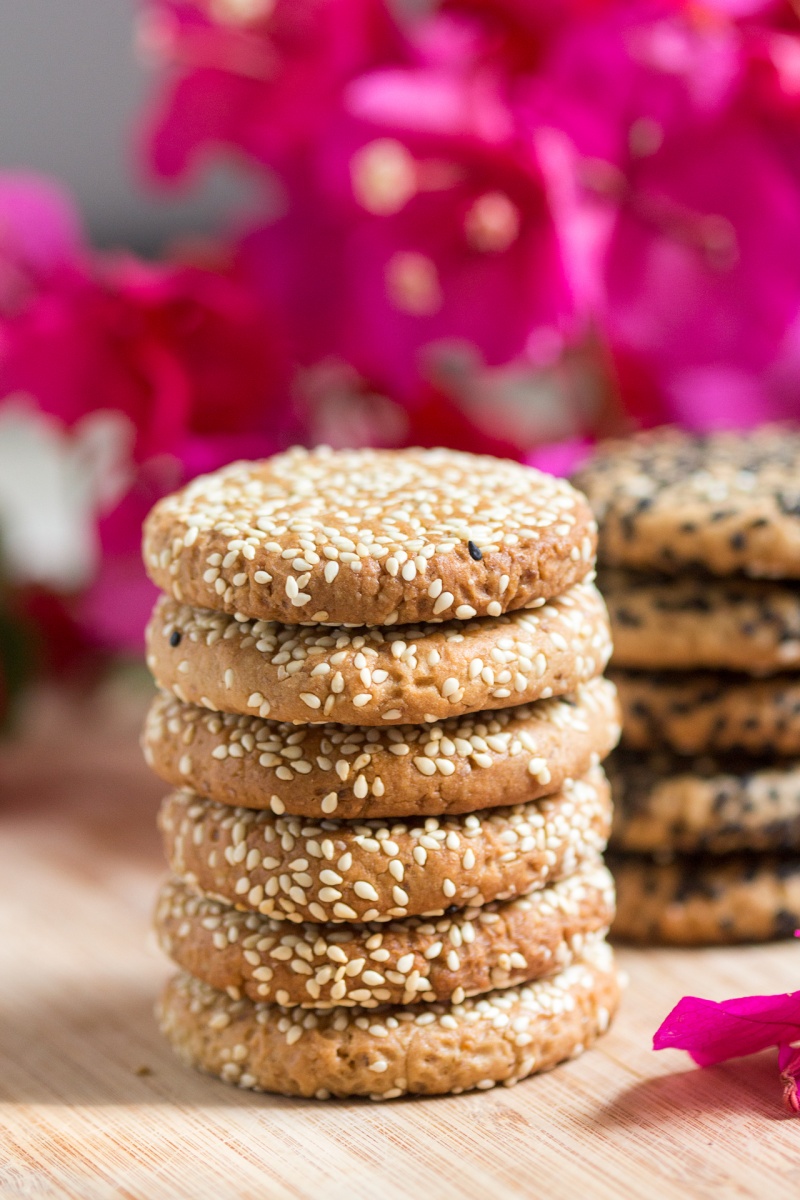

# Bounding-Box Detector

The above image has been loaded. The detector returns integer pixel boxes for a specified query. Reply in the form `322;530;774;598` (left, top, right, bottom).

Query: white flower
0;397;134;591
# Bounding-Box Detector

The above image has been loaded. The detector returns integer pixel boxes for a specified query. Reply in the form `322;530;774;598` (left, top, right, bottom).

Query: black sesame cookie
601;569;800;675
609;749;800;855
612;669;800;757
157;938;620;1098
154;860;616;1008
573;424;800;579
146;582;613;727
143;447;597;628
142;677;620;818
158;767;612;925
610;853;800;945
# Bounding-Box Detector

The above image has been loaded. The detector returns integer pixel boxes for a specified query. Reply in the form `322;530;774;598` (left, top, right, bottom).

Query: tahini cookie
611;853;800;945
154;860;616;1008
573;424;800;578
157;940;620;1098
143;447;597;627
158;768;612;924
612;669;800;757
146;581;613;727
142;677;620;818
609;749;800;855
601;569;800;675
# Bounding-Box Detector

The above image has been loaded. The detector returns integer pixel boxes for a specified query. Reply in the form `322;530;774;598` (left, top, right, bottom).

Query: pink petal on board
654;990;800;1068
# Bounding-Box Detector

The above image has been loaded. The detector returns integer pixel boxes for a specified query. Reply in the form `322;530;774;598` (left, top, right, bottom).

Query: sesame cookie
610;853;800;945
157;939;619;1098
613;669;800;757
602;569;800;675
158;768;612;925
154;860;615;1009
609;749;800;856
143;447;597;627
573;424;800;578
142;677;620;819
146;581;612;727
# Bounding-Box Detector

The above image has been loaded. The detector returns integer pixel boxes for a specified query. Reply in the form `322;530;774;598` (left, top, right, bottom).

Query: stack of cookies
574;426;800;945
141;447;622;1099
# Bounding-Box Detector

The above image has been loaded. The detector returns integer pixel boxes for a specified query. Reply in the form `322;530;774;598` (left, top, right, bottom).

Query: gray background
0;0;246;252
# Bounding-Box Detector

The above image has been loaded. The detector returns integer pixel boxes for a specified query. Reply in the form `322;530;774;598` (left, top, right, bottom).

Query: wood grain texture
3;681;800;1200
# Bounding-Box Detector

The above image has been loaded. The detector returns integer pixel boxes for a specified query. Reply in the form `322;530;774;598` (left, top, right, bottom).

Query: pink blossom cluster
138;0;800;428
0;173;293;653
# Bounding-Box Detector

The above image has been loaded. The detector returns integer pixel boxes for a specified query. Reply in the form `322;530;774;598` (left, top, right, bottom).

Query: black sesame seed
613;606;642;628
773;908;799;938
169;631;182;648
467;540;483;561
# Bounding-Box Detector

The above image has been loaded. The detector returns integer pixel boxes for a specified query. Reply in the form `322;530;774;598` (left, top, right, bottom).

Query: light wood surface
3;681;800;1200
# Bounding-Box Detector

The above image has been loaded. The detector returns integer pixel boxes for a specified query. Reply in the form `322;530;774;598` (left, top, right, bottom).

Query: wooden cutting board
3;681;800;1200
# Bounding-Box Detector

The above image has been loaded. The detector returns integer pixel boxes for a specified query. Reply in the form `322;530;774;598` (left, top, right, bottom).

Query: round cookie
610;853;800;945
601;569;800;675
143;446;597;627
613;669;800;757
146;581;613;727
158;767;612;925
154;860;616;1008
142;677;620;819
573;424;800;579
609;749;800;855
157;940;619;1099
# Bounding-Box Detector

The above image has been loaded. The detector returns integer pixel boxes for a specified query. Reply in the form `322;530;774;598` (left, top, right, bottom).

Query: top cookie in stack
142;447;621;1100
143;446;598;628
574;425;800;945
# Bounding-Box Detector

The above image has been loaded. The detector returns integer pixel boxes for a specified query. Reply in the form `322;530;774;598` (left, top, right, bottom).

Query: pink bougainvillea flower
525;437;591;478
2;253;292;466
0;172;293;653
654;988;800;1114
241;12;580;397
0;172;86;287
138;0;405;179
526;1;800;430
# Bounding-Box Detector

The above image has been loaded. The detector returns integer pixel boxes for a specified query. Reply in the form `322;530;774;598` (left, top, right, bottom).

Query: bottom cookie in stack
608;749;800;944
157;935;618;1100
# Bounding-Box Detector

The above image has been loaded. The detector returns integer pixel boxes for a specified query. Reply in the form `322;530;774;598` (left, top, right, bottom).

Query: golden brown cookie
154;860;615;1008
573;424;800;578
611;853;800;945
613;669;800;757
142;677;620;818
143;447;597;627
602;569;800;675
146;581;612;727
158;767;612;925
609;749;800;855
157;939;619;1098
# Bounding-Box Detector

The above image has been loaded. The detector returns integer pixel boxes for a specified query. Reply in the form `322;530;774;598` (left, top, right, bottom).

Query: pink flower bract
139;0;405;178
527;1;800;429
0;172;294;653
654;988;800;1114
654;990;800;1066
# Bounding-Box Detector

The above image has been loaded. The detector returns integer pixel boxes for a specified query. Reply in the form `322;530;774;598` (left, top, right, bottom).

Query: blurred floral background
2;0;800;721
